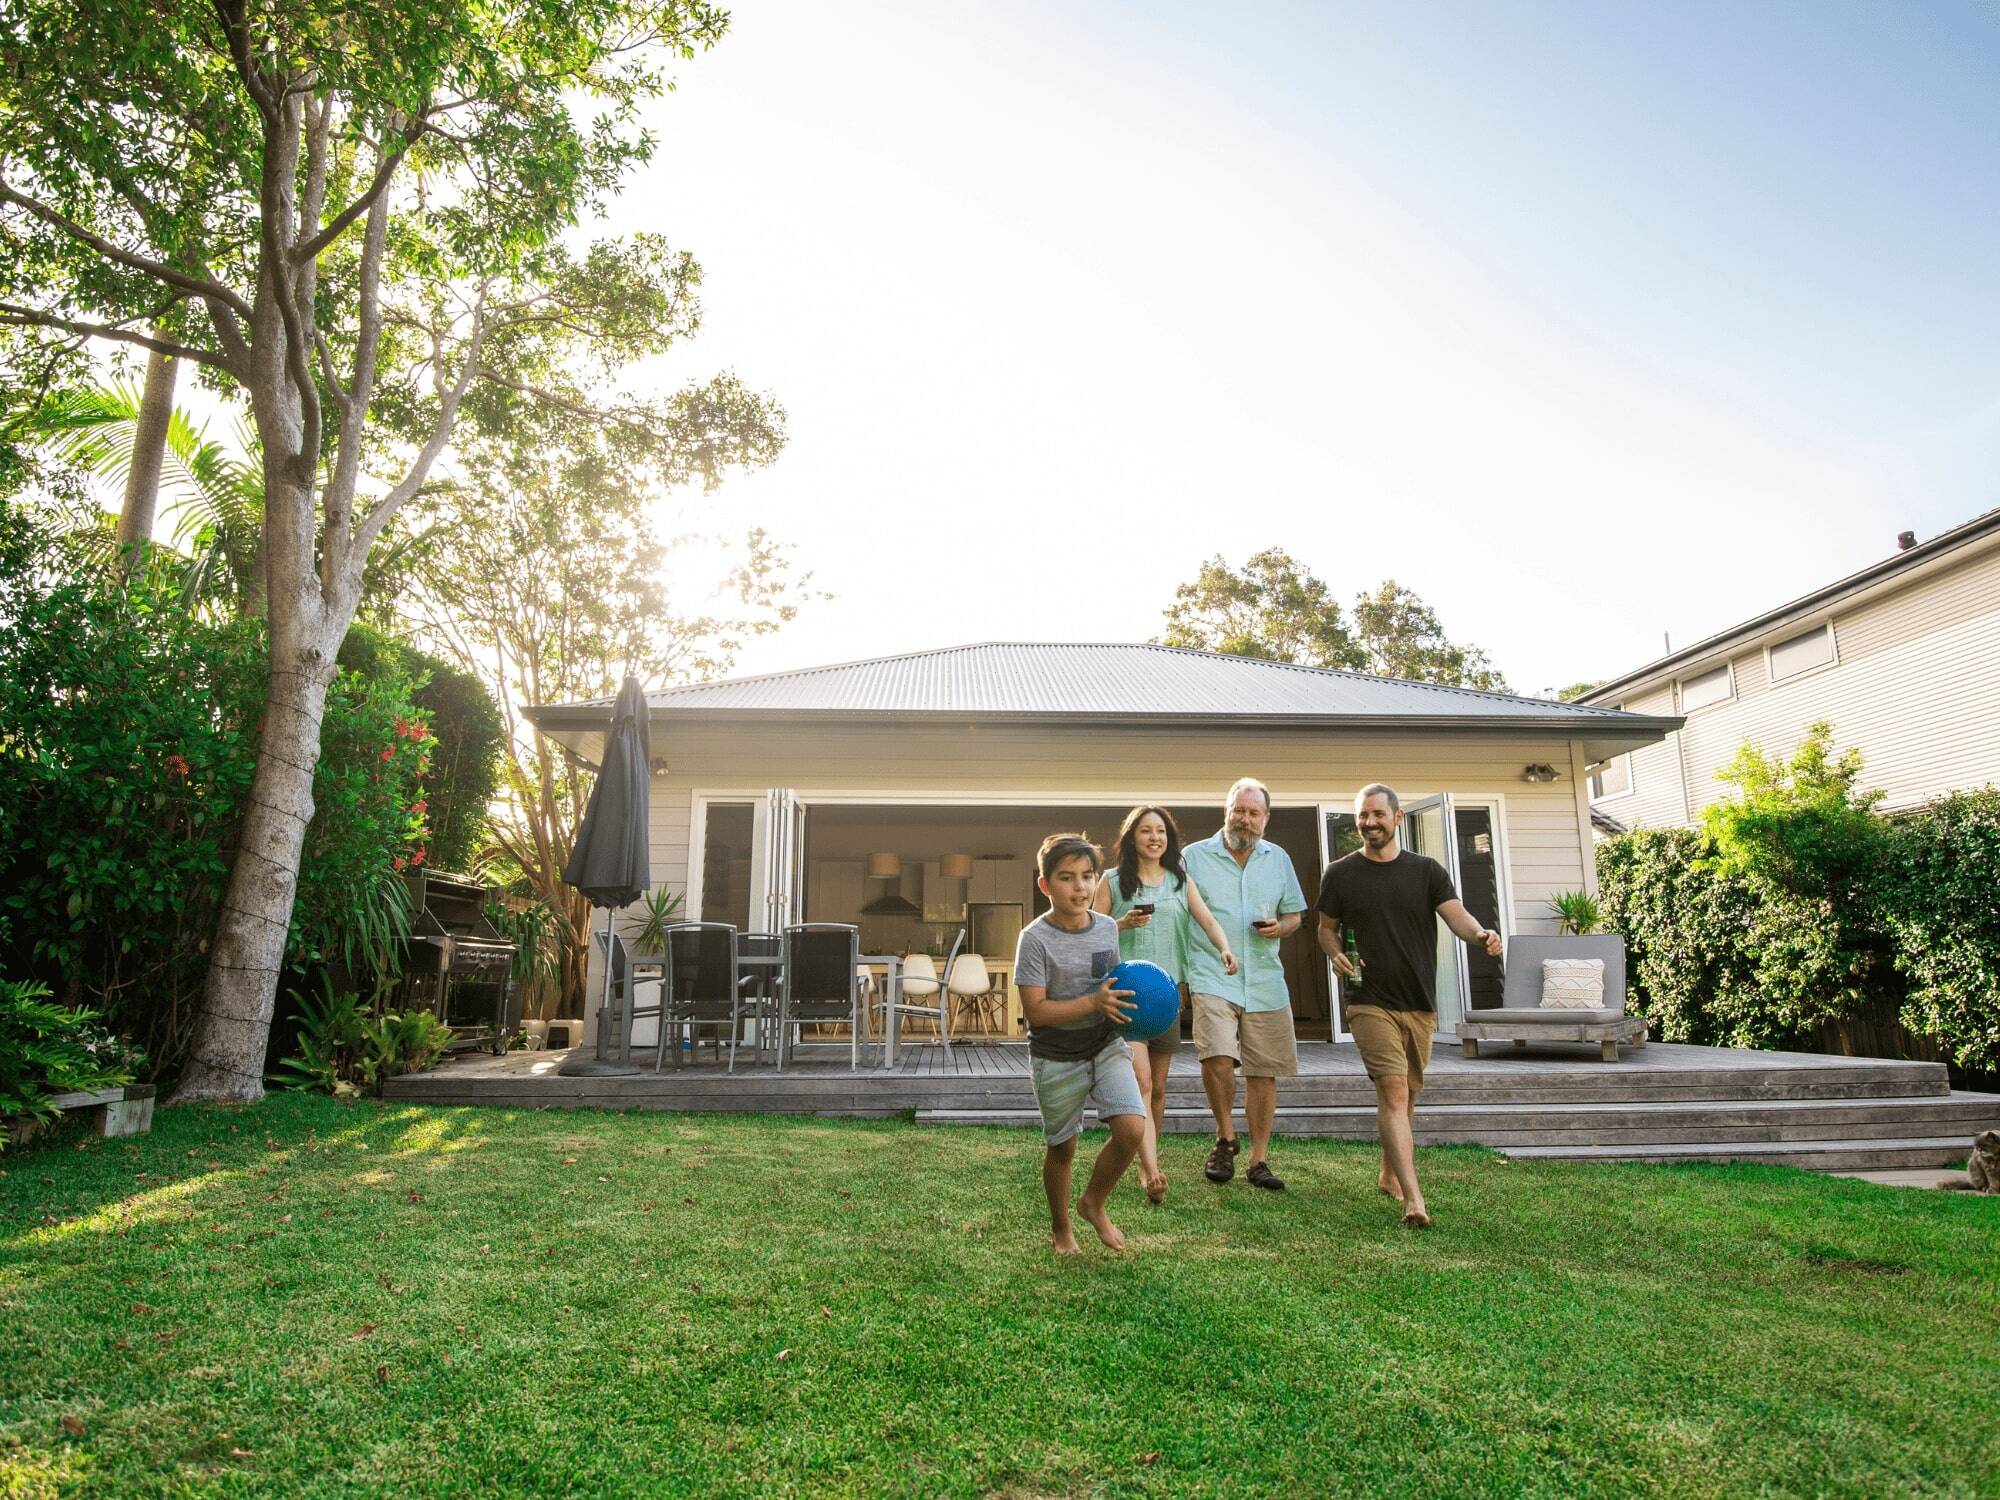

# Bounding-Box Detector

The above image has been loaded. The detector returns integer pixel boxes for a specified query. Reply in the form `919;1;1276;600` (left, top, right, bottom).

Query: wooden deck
384;1039;2000;1171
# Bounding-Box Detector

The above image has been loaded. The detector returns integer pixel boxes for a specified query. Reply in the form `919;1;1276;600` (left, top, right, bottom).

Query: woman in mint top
1092;805;1237;1203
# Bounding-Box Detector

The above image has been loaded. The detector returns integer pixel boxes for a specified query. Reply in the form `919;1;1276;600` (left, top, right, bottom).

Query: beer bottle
1343;927;1363;988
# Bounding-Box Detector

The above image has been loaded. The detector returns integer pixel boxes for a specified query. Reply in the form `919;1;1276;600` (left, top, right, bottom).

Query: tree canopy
1158;548;1509;691
0;1;784;1100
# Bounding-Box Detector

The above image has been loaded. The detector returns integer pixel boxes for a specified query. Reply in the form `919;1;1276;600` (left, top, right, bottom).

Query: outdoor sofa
1455;934;1648;1061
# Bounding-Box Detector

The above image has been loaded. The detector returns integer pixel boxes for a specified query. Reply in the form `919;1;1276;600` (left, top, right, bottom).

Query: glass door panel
1322;806;1361;1039
1402;795;1468;1032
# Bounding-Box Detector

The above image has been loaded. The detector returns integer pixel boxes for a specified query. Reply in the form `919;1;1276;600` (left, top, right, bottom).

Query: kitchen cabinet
806;860;865;922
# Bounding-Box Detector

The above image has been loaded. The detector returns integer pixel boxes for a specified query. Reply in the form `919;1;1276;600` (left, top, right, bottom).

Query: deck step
1492;1137;1975;1170
915;1093;2000;1163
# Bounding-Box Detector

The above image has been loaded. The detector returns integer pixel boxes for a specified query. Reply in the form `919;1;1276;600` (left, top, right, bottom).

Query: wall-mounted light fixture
1521;763;1563;783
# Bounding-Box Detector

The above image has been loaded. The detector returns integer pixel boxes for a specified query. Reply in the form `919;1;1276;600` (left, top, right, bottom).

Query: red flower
394;718;411;739
379;747;394;762
411;847;427;867
392;856;407;871
164;753;191;780
410;799;427;817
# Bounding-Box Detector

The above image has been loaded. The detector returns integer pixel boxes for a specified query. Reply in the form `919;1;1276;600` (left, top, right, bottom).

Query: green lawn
3;1096;1997;1498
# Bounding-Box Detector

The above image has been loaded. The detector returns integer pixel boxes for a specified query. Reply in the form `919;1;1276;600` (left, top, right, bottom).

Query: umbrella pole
556;905;641;1077
596;906;616;1063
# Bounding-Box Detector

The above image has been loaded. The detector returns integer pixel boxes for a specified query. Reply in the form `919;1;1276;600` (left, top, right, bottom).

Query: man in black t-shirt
1315;784;1502;1228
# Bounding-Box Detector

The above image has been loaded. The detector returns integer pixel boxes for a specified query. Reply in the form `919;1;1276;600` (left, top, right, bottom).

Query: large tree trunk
114;345;177;559
170;615;339;1103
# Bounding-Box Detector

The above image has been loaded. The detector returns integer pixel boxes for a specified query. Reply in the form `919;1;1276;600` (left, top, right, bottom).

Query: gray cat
1936;1130;1999;1193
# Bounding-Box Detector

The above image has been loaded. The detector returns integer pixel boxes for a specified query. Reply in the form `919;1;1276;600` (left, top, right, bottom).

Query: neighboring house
530;642;1676;1043
1579;507;2000;827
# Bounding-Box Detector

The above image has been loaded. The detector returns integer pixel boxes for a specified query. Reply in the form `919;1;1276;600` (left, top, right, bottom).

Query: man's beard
1224;826;1259;853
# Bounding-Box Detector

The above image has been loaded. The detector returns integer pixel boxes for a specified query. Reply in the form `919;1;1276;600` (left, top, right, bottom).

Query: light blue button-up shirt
1182;831;1307;1013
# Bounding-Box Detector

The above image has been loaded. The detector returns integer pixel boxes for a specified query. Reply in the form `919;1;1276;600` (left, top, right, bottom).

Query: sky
605;1;2000;695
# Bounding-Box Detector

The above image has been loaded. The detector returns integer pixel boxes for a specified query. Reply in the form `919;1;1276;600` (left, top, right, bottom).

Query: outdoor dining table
859;954;905;1072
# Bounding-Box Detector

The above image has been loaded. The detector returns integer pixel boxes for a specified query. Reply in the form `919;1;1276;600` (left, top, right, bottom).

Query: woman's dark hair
1112;804;1186;900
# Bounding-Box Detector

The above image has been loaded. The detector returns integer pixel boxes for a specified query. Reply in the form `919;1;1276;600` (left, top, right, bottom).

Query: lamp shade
865;852;902;880
940;853;975;880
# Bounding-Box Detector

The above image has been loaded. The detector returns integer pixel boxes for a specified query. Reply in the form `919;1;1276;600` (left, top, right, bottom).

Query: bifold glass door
750;789;806;932
1402;794;1469;1032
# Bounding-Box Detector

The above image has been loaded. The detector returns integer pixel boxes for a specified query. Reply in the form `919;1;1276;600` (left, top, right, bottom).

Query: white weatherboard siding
1593;541;2000;827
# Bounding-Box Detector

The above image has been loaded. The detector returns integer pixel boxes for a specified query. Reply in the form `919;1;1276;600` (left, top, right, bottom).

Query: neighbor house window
1679;664;1733;711
1769;622;1835;681
1589;755;1632;800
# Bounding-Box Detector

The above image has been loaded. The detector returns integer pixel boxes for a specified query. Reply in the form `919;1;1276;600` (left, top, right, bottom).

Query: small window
1770;622;1835;681
1680;665;1732;711
1589;755;1632;800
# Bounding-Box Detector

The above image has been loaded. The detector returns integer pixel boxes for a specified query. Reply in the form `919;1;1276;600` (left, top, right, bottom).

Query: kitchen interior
698;801;1338;1039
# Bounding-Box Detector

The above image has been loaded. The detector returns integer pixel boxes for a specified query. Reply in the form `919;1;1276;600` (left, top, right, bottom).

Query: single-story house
1580;506;2000;827
530;642;1679;1043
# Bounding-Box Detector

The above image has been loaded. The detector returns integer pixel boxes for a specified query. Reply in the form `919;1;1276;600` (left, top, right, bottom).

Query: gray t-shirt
1013;911;1120;1061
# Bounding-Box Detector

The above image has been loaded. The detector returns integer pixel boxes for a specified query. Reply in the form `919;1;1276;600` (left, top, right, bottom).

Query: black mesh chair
657;922;764;1073
776;924;862;1069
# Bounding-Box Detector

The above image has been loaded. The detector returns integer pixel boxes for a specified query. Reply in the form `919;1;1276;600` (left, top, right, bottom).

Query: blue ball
1109;959;1181;1043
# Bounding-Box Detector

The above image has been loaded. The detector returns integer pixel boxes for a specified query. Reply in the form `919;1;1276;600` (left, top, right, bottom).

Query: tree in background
1553;681;1603;702
1158;548;1508;690
1350;580;1508;691
1;2;781;1101
399;426;799;1015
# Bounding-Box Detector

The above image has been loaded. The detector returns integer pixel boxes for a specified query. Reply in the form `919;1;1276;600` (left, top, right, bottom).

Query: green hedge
1597;791;2000;1072
1878;789;2000;1072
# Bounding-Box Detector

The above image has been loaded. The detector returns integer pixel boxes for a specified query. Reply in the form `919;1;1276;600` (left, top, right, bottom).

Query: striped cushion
1540;958;1605;1009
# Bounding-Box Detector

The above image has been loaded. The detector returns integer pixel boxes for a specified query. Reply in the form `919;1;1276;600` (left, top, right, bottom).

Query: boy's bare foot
1077;1192;1127;1251
1376;1170;1404;1201
1401;1201;1432;1229
1052;1226;1082;1254
1144;1171;1168;1205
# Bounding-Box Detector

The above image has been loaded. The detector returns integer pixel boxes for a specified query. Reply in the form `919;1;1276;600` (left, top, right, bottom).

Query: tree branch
0;304;226;368
0;180;254;323
211;0;278;118
292;128;412;265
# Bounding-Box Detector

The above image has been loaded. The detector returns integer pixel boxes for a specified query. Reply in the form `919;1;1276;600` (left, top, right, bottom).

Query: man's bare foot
1144;1171;1168;1205
1052;1226;1082;1254
1401;1201;1432;1229
1376;1170;1404;1201
1077;1193;1127;1251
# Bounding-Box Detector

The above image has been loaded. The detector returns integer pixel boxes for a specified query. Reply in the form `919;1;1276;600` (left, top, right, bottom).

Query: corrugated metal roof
535;642;1650;722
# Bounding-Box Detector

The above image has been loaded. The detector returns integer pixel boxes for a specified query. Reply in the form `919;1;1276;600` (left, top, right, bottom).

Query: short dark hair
1036;832;1101;879
1356;782;1400;813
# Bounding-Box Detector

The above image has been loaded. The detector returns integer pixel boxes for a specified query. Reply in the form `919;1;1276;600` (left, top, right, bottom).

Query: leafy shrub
1;977;143;1148
0;505;432;1077
337;625;502;874
1879;789;2000;1073
270;975;455;1097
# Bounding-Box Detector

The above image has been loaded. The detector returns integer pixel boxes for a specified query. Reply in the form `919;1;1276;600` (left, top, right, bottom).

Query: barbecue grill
394;869;518;1052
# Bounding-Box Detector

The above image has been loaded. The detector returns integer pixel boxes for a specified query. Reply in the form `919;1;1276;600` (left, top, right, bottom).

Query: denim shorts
1030;1038;1148;1146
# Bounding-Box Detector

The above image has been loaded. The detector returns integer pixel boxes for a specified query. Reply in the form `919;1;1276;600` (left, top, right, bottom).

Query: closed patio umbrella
556;673;651;1077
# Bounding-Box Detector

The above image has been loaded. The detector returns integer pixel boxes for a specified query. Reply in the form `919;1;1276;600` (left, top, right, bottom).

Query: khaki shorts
1348;1005;1436;1096
1191;993;1298;1078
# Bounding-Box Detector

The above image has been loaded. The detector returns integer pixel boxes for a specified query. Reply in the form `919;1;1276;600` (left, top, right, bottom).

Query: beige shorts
1191;993;1298;1078
1348;1005;1436;1096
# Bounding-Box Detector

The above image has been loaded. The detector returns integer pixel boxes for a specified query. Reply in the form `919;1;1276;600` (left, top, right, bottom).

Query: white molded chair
946;953;999;1036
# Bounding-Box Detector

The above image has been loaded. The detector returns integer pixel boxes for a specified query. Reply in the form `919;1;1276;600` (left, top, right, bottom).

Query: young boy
1014;833;1149;1254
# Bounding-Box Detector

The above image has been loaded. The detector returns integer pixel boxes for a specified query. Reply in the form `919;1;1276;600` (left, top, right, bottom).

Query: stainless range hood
860;889;922;916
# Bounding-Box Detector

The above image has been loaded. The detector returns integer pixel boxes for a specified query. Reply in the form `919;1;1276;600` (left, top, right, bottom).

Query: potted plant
1548;890;1604;936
